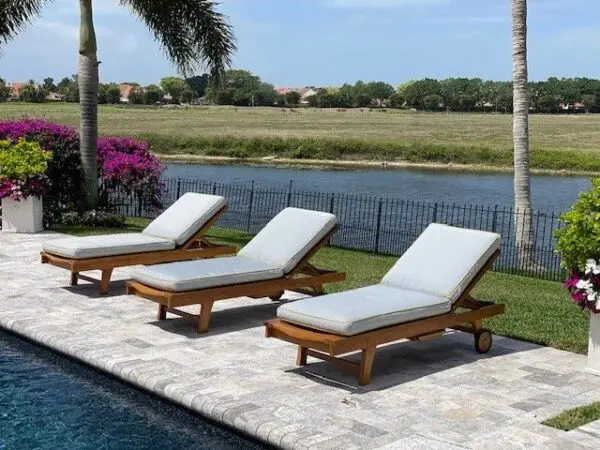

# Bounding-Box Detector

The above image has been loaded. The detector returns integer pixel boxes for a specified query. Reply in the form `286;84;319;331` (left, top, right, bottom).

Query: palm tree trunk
78;0;99;209
512;0;535;267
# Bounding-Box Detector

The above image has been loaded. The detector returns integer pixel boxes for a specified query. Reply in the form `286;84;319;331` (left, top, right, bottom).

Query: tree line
4;71;600;113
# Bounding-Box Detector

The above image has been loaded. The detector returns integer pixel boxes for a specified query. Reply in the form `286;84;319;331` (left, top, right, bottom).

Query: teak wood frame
41;206;236;294
126;226;345;333
265;250;504;386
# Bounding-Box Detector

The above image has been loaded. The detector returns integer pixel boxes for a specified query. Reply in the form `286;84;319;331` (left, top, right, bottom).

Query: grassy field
54;218;588;354
3;103;600;172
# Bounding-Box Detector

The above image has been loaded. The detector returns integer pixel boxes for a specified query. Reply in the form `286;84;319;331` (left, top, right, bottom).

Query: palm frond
0;0;47;47
121;0;236;78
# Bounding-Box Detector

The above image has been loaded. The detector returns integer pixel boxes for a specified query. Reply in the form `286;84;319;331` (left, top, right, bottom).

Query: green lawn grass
4;103;600;172
543;402;600;431
52;218;589;354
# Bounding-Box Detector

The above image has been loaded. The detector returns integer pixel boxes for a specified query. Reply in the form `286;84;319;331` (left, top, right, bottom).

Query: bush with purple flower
0;119;165;222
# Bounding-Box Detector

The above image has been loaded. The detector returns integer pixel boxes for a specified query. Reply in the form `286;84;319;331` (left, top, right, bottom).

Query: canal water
164;163;592;213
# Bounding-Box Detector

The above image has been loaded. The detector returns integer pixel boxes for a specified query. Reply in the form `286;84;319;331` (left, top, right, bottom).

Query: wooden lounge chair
126;207;346;333
265;223;504;385
41;193;236;294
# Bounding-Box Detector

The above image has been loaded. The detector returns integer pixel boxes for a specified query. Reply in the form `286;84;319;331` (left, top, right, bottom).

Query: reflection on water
164;163;591;213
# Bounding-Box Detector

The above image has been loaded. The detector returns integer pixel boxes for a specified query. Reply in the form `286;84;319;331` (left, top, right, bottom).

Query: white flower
585;259;600;275
577;279;593;290
589;291;598;302
596;299;600;310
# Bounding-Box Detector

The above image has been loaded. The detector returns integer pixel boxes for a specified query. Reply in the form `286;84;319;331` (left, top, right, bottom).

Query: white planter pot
587;313;600;376
1;196;43;233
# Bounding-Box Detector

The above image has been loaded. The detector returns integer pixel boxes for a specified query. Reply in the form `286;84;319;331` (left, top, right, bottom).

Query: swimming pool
0;330;268;450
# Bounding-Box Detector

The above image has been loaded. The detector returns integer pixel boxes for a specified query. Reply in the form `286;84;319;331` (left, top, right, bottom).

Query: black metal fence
113;177;566;282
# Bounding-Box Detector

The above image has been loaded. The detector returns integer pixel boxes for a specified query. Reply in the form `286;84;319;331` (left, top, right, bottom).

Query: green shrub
555;178;600;270
0;139;51;179
61;210;126;228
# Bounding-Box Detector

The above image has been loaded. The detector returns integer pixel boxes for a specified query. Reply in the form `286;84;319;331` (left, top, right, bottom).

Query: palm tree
512;0;535;266
0;0;235;209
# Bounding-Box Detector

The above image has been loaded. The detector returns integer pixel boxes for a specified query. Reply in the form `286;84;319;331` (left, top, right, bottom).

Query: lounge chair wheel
474;329;492;354
270;291;284;301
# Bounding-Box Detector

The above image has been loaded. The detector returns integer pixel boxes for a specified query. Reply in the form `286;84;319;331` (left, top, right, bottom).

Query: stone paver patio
2;232;600;449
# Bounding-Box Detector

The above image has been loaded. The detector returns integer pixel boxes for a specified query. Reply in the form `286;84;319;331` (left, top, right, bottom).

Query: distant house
45;92;63;102
8;82;27;100
275;87;318;105
275;87;295;97
119;84;135;103
298;88;318;104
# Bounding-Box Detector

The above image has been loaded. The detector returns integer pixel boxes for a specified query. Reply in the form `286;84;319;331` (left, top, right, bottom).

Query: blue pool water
0;330;267;450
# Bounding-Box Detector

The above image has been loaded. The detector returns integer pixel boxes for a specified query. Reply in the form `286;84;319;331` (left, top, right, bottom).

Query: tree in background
42;77;56;92
0;78;10;102
128;86;145;104
582;94;596;113
512;0;535;266
0;0;235;209
98;83;121;104
206;69;276;106
284;91;301;107
160;77;188;103
180;87;197;104
144;84;163;104
185;74;210;98
19;80;46;103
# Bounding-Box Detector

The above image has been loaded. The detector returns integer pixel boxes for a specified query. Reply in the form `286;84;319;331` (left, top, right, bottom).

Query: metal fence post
246;181;255;233
212;181;217;195
491;205;498;233
329;192;335;213
286;180;293;207
432;203;438;223
374;198;383;253
176;179;182;199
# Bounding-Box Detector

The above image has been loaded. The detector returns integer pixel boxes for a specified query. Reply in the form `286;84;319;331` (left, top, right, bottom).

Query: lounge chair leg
198;301;214;334
296;347;308;366
157;304;167;321
100;269;113;295
70;272;79;286
358;346;376;386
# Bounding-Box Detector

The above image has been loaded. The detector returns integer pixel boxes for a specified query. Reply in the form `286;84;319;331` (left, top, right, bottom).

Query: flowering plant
97;136;165;209
0;120;165;215
0;139;51;200
556;178;600;314
565;260;600;314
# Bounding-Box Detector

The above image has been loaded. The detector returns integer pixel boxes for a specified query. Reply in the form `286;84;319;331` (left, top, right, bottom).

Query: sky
0;0;597;87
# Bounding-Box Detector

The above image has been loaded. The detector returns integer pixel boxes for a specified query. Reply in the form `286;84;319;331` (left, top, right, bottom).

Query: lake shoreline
156;154;600;177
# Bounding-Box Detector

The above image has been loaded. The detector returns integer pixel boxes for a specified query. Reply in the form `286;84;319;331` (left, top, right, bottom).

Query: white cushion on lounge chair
382;224;500;303
42;233;175;259
238;207;337;273
142;193;226;246
277;284;450;336
132;256;283;292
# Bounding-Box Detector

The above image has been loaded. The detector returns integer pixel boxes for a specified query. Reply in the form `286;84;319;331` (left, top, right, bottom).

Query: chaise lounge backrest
381;223;501;303
142;193;227;246
238;207;338;273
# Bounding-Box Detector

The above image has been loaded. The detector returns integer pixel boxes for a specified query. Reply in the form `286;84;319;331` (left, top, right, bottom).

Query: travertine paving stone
1;231;600;449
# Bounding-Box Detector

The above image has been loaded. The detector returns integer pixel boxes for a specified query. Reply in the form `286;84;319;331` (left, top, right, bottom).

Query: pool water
0;330;267;450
